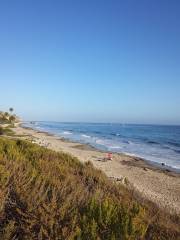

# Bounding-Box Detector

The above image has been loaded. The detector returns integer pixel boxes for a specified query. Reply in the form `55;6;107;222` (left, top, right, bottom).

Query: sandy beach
12;124;180;215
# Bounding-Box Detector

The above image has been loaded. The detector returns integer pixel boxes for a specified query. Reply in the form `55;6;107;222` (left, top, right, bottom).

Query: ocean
24;121;180;170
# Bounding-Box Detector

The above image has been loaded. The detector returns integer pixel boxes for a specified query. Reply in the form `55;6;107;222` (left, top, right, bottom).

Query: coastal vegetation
0;108;17;125
0;108;17;136
0;126;14;136
0;135;179;239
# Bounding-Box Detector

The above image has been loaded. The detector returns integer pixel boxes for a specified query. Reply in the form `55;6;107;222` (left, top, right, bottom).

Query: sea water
24;122;180;170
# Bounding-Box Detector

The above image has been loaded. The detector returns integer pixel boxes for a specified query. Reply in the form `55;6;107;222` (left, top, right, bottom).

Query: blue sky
0;0;180;124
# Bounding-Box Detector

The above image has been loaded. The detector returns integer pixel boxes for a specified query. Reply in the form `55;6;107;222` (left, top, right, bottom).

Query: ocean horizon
24;121;180;170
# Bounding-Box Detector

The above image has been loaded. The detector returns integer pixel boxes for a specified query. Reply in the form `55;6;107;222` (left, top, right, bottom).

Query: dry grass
0;126;14;136
0;137;179;239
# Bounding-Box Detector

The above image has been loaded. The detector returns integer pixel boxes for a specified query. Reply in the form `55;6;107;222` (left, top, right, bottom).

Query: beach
11;123;180;215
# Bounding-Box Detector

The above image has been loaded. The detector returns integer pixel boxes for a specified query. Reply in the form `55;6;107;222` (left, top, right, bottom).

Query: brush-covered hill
0;108;19;136
0;137;179;239
0;108;19;125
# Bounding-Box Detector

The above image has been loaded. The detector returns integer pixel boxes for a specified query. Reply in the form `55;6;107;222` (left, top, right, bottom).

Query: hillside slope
0;137;179;239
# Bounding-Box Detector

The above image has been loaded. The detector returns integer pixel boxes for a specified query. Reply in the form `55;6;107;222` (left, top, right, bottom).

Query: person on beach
107;152;112;160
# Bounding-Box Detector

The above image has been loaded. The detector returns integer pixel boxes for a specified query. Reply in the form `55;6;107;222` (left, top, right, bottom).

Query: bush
0;138;179;239
0;127;3;135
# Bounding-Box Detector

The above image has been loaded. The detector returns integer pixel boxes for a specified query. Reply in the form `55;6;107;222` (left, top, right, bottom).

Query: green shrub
0;126;14;136
0;127;3;135
0;138;179;240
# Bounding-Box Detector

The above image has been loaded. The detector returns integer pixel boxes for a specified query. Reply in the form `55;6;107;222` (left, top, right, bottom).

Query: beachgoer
107;152;112;160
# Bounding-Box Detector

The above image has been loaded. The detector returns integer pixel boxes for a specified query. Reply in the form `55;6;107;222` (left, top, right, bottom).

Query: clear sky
0;0;180;124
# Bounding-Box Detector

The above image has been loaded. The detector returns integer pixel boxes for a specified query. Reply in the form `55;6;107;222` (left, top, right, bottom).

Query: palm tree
9;107;14;114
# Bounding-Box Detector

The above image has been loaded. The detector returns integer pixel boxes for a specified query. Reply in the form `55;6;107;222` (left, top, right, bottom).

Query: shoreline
22;123;180;174
11;123;180;215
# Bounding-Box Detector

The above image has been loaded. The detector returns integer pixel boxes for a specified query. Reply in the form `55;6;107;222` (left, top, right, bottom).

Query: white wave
81;134;91;138
35;126;41;129
109;146;121;149
95;139;106;145
63;131;72;135
123;152;137;157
